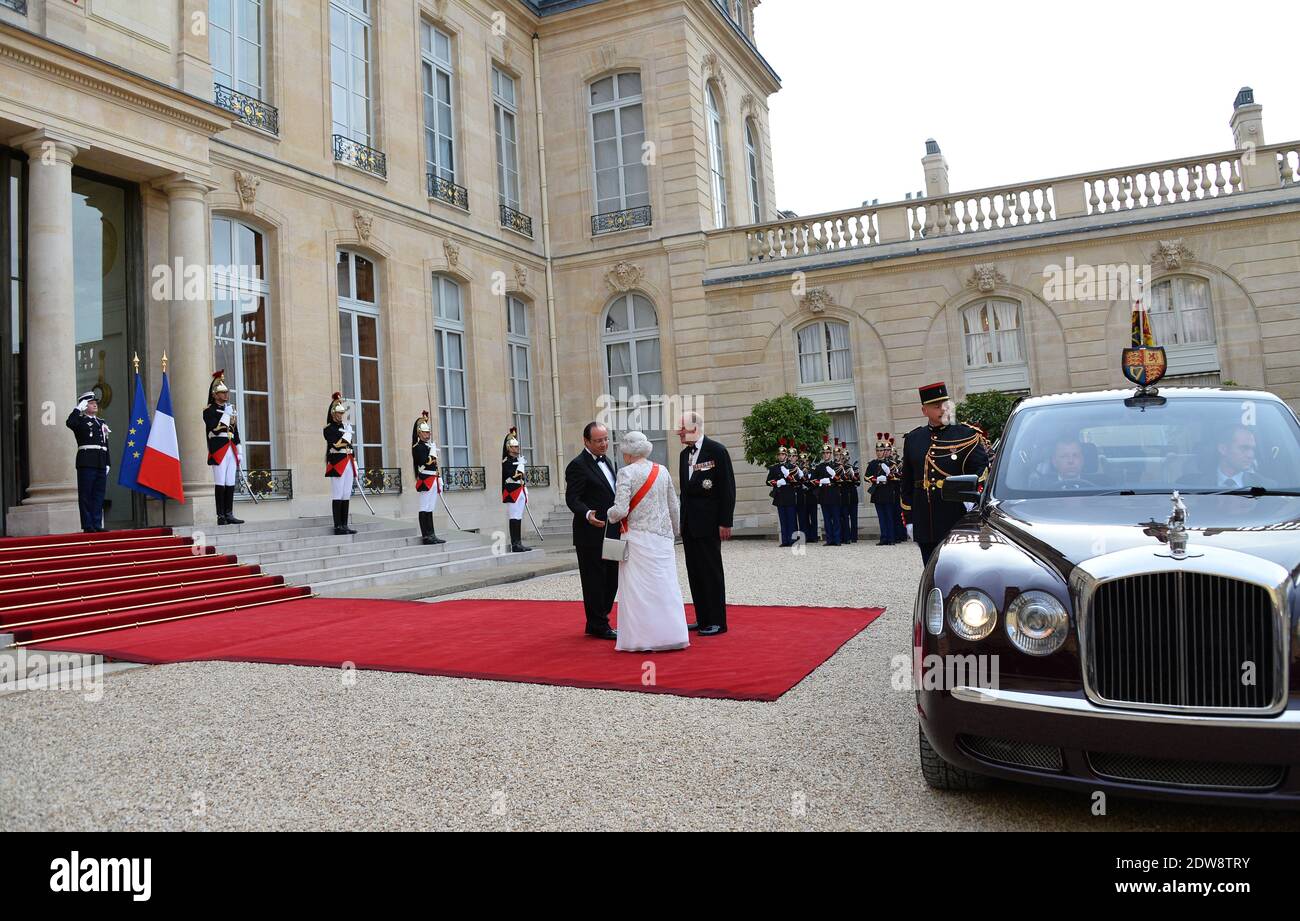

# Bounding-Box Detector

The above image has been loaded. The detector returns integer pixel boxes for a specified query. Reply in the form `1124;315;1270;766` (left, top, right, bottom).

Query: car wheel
919;724;991;791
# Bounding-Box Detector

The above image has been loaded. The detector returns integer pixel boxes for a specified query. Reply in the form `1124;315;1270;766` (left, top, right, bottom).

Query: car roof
1010;387;1286;413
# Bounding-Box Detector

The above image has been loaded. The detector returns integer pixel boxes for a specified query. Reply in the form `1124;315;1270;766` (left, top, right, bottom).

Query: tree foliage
955;390;1020;443
741;394;830;466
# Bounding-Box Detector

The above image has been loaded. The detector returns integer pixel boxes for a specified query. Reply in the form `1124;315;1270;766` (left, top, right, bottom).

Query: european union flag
117;373;166;500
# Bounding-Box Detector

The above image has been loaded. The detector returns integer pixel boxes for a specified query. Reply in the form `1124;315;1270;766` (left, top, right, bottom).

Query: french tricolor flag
137;371;185;501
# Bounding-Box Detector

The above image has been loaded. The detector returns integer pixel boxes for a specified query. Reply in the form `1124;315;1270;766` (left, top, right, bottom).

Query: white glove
76;399;89;413
342;424;354;440
780;466;789;477
881;464;890;476
906;523;914;539
105;466;110;474
101;424;111;435
876;475;887;484
776;478;787;487
819;478;831;486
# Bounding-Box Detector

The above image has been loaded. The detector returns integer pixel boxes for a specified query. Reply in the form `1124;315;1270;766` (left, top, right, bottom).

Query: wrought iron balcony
234;468;293;502
333;134;387;178
500;202;533;237
591;205;652;236
524;466;550;488
1;0;28;14
214;84;279;135
428;173;469;210
360;467;402;495
442;466;486;491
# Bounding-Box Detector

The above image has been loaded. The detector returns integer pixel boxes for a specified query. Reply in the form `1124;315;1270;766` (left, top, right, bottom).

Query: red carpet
39;598;885;701
0;528;309;644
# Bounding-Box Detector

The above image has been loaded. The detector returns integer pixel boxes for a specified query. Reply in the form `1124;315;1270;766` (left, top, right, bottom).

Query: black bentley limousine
916;386;1300;807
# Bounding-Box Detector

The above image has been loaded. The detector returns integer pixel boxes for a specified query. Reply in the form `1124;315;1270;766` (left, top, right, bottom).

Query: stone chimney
922;138;949;198
1230;86;1265;149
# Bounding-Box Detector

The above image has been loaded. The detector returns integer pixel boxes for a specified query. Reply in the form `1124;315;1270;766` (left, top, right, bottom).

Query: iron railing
428;173;469;209
441;467;486;491
234;468;293;502
333;134;387;178
500;202;533;237
524;466;550;488
214;84;279;135
592;205;652;236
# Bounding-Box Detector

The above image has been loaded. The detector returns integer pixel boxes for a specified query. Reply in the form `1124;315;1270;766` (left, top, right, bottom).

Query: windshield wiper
1186;487;1300;498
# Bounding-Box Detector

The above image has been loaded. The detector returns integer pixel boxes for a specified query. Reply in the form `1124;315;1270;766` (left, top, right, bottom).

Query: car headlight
1006;591;1069;656
925;588;944;636
948;589;997;641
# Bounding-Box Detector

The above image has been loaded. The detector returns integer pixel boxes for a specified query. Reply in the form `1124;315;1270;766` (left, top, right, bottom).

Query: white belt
78;445;107;451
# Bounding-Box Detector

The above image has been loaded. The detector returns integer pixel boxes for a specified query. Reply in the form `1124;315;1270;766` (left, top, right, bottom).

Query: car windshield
992;395;1300;500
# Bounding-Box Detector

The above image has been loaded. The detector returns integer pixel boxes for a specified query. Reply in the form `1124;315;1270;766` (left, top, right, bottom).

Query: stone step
182;521;399;549
171;515;393;538
238;533;483;568
208;530;479;562
308;549;546;597
268;542;513;584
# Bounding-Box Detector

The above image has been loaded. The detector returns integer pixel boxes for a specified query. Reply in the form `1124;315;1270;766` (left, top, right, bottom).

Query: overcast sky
757;0;1300;217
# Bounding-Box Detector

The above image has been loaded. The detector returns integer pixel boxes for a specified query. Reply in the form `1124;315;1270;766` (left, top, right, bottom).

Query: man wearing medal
898;381;989;565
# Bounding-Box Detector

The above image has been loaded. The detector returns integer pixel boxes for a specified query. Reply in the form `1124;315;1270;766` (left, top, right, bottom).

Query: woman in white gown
605;431;690;652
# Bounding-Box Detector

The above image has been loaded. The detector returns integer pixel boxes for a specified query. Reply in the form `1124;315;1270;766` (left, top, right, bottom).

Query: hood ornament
1156;490;1201;560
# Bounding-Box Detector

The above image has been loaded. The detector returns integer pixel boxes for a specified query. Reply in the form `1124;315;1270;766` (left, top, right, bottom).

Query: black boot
215;487;228;525
224;486;245;525
340;499;357;535
419;511;435;545
509;519;530;552
429;522;446;545
332;500;348;535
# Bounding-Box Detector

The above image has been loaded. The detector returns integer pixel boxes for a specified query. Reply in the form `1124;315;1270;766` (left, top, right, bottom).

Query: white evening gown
606;458;690;652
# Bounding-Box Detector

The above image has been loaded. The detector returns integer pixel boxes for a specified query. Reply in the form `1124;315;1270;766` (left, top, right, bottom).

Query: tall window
962;298;1029;393
212;218;274;469
830;410;859;462
493;67;520;212
589;72;649;216
603;293;666;464
337;250;384;465
797;321;852;385
506;295;534;459
744;118;762;224
211;0;264;100
707;83;728;228
433;275;470;467
330;0;372;145
421;22;456;185
1148;277;1215;347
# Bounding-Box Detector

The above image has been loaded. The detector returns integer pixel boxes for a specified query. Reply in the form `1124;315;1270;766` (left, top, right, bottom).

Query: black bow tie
595;454;609;467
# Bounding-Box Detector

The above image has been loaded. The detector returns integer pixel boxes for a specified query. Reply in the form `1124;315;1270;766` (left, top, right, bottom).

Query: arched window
432;275;470;467
506;294;534;459
707;82;728;228
337;249;384;465
212;217;274;469
797;320;852;385
961;298;1029;393
589;72;649;223
1148;276;1219;382
602;293;666;464
744;118;762;224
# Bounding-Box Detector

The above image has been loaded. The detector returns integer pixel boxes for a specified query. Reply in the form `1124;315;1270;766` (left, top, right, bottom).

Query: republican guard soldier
412;411;445;545
766;438;798;547
66;390;111;532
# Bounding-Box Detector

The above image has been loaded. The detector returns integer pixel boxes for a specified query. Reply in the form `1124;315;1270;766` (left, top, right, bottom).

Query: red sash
210;441;232;465
620;464;659;534
327;457;351;476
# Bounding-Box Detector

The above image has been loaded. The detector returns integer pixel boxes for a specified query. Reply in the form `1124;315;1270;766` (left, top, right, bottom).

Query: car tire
919;724;991;791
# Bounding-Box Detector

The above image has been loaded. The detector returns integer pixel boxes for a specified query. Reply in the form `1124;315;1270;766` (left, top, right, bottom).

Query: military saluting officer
766;438;798;547
324;392;358;536
204;371;244;526
66;390;111;533
411;411;445;545
898;381;989;565
502;427;531;553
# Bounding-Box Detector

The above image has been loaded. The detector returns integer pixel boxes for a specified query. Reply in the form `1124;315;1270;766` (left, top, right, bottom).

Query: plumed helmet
208;370;229;404
502;426;520;460
875;432;895;451
412;410;431;444
326;391;348;423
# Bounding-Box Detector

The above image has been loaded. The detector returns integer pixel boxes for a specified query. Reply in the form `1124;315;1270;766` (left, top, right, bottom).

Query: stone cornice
0;22;232;136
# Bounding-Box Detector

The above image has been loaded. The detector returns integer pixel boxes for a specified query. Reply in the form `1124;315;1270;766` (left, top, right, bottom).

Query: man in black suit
677;411;735;636
565;422;619;639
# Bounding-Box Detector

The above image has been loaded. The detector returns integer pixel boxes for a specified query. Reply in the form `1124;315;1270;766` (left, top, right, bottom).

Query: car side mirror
941;474;981;503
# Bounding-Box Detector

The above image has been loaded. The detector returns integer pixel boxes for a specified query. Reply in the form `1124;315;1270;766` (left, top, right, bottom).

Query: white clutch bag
601;536;627;561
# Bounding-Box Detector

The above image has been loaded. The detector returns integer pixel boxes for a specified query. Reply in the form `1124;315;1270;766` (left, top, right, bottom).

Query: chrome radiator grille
1087;573;1279;712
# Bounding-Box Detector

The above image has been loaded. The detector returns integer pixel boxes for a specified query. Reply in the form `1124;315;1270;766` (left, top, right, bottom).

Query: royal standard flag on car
116;371;166;500
1122;280;1166;386
1130;280;1156;347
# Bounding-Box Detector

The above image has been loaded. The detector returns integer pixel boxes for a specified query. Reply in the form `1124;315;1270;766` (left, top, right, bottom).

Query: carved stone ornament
605;261;644;293
801;287;836;313
598;43;617;71
513;262;528;291
430;0;448;21
1152;239;1195;271
702;52;728;97
234;171;260;210
443;238;461;268
966;264;1007;293
352;209;373;243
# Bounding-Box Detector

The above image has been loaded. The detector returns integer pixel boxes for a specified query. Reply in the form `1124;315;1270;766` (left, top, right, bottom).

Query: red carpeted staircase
0;527;311;647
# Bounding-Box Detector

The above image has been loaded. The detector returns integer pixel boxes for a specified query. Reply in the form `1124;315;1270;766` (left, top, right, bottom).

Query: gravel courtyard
3;539;1297;831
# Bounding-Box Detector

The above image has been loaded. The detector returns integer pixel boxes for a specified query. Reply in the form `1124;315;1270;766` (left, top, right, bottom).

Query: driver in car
1214;424;1273;489
1031;438;1097;490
